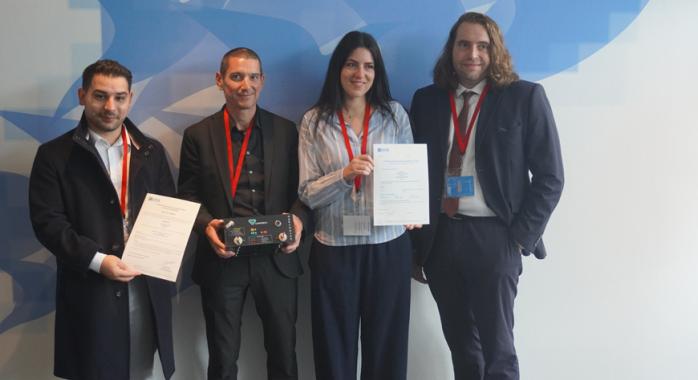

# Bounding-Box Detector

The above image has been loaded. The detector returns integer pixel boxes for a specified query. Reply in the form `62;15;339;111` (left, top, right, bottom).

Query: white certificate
373;144;429;226
122;193;200;282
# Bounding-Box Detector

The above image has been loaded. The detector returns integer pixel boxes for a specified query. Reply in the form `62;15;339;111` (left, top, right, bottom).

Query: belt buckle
445;213;466;221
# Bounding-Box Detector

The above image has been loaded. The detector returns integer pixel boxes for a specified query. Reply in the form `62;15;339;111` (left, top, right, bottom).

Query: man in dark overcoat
29;59;176;380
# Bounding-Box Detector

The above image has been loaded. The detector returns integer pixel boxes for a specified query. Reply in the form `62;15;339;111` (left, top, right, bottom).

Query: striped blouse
298;100;413;246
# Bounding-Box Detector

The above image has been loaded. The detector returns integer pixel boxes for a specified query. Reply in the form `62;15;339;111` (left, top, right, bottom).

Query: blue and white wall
2;1;696;379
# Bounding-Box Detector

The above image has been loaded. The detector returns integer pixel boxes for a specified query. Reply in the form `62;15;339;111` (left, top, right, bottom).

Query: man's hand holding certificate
121;193;200;282
373;144;429;226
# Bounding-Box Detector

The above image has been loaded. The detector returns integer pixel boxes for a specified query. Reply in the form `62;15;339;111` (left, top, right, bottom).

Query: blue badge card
446;176;475;197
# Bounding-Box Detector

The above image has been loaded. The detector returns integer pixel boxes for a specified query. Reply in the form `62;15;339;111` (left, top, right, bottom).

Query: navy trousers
425;214;522;380
310;233;412;380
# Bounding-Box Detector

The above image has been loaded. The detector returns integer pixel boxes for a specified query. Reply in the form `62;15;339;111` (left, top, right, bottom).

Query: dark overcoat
29;115;176;380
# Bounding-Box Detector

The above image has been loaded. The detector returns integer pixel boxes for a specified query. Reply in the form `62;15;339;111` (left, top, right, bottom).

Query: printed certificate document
122;193;200;282
373;144;429;226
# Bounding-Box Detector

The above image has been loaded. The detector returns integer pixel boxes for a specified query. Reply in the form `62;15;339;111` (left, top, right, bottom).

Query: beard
86;111;124;135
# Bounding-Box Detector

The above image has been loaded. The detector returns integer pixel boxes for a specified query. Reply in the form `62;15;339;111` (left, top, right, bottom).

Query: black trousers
310;233;412;380
424;214;522;380
200;253;298;380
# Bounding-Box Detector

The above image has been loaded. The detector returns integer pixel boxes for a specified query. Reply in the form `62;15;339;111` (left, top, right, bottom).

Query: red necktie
442;91;475;217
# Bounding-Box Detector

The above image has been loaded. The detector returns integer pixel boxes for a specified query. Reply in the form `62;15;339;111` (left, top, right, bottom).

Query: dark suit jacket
178;106;309;288
28;115;176;380
410;81;564;263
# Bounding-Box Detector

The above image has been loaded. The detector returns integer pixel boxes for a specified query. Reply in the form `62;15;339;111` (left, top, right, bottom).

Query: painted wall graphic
8;0;698;379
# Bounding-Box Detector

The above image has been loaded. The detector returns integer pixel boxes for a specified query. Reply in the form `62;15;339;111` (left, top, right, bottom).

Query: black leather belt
442;212;469;221
441;213;496;221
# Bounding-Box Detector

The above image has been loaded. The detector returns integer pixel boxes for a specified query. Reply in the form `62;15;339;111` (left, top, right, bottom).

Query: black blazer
178;106;309;288
28;116;176;380
410;81;564;263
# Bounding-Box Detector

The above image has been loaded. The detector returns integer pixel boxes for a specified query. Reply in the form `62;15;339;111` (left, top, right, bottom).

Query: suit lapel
475;85;503;146
122;120;145;208
258;109;274;209
436;88;453;168
128;147;144;187
209;110;236;213
126;124;145;185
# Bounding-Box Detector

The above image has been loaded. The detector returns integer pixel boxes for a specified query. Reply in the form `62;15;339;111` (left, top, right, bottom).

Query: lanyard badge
223;108;254;201
445;85;490;198
338;103;371;193
118;127;133;241
338;104;372;236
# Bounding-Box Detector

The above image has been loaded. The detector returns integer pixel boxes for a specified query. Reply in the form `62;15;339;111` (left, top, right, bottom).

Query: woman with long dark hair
298;31;416;380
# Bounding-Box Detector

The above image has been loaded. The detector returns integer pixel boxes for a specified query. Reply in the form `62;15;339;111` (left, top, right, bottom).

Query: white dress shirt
445;80;496;217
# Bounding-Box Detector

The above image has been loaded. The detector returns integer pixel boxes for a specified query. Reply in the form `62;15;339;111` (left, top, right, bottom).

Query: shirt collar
86;126;137;149
224;106;260;132
456;79;487;98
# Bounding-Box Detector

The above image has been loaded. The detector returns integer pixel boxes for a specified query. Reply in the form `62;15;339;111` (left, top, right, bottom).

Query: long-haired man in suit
410;12;564;380
178;48;308;380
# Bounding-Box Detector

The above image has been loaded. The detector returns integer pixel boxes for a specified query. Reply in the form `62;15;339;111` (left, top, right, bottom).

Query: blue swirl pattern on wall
0;0;648;331
0;172;56;334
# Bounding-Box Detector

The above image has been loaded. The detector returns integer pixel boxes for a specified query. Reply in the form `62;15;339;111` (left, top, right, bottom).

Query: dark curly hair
433;12;519;90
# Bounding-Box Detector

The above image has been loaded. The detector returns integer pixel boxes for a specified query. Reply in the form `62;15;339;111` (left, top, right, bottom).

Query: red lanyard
119;126;129;219
338;103;371;192
223;108;253;200
448;84;490;155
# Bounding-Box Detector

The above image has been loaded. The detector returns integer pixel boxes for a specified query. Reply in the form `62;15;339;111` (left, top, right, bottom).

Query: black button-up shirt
229;114;265;217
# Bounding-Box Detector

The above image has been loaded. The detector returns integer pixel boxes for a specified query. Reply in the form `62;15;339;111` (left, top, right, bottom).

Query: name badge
123;219;131;242
343;215;371;236
446;176;474;197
